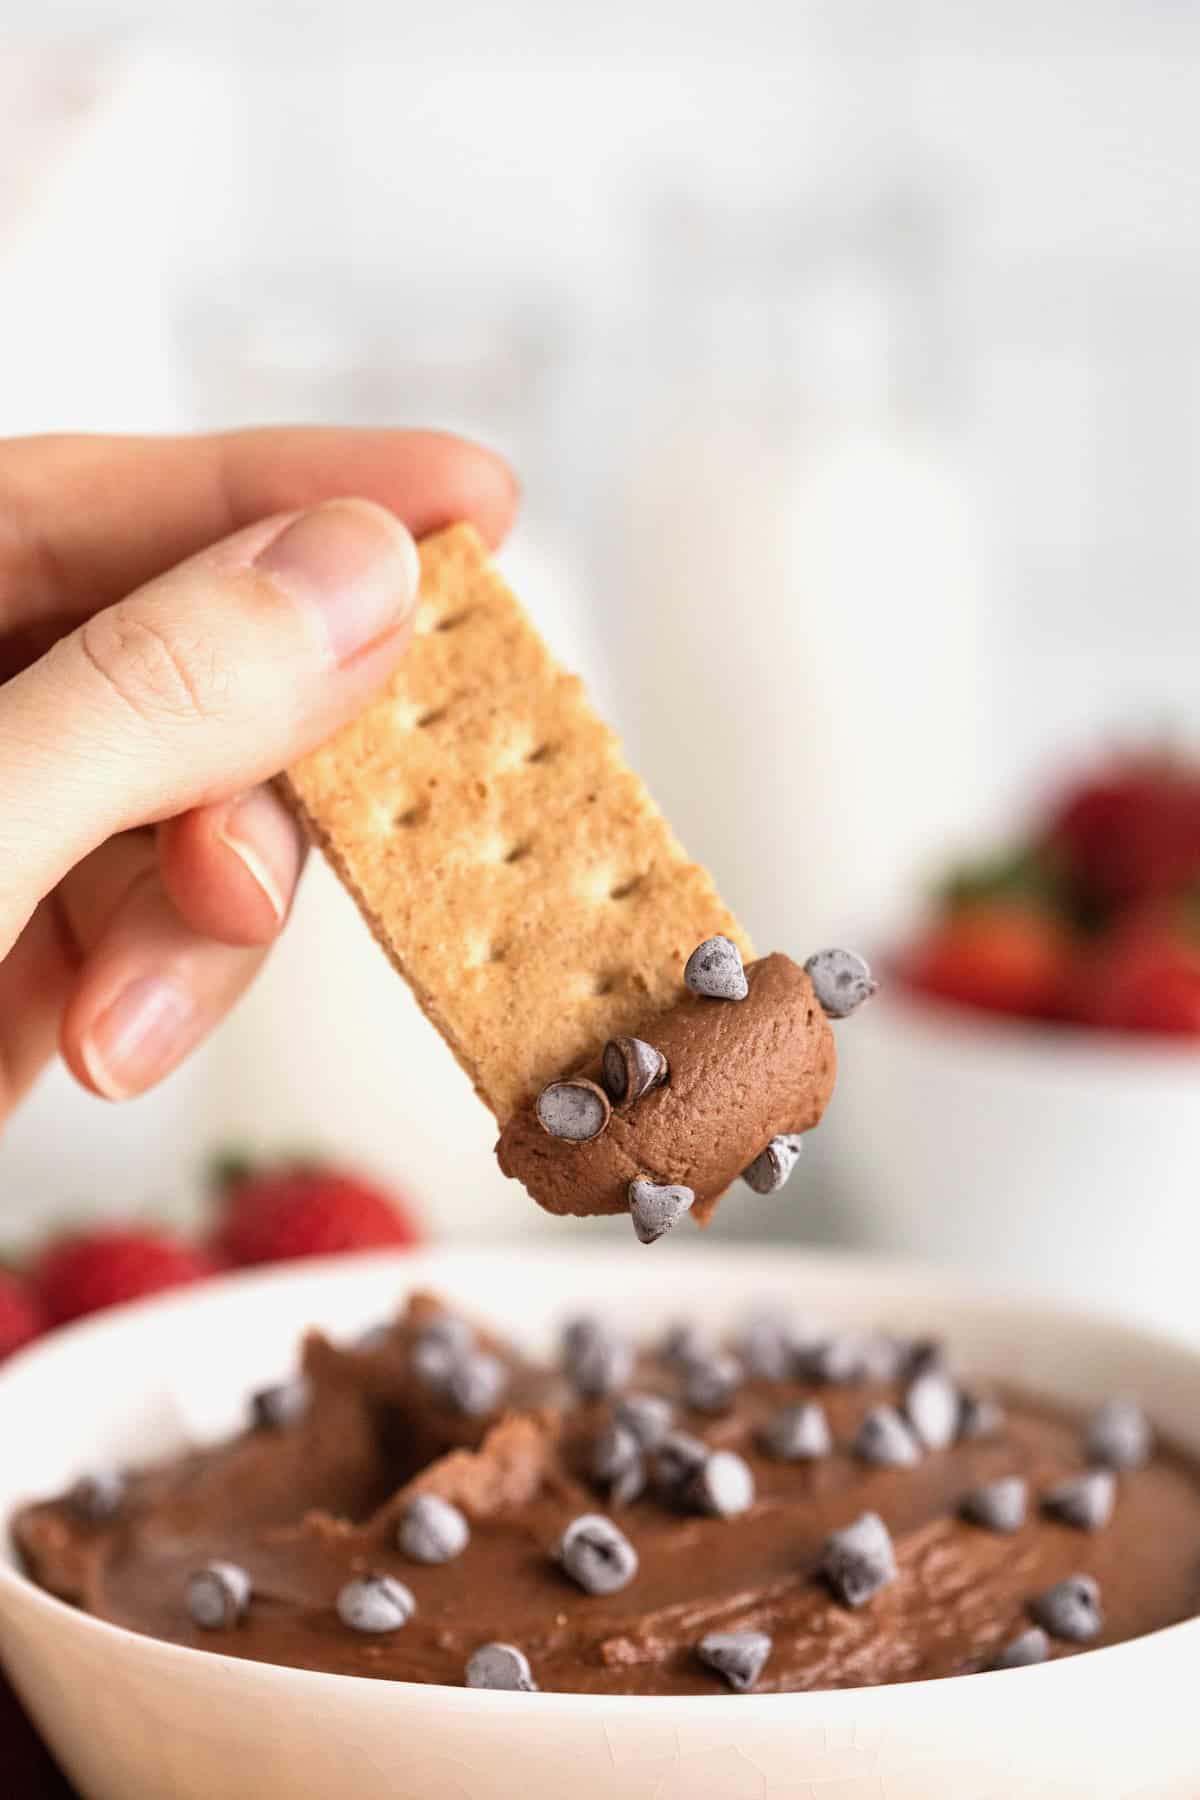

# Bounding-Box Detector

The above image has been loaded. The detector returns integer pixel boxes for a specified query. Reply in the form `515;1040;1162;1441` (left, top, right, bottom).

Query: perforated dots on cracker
287;525;867;1233
285;524;750;1125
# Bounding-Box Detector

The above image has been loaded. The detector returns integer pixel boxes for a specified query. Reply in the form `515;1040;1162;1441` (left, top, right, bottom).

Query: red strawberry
1043;755;1200;907
0;1268;46;1361
213;1162;424;1268
34;1228;215;1327
901;900;1073;1020
1067;907;1200;1036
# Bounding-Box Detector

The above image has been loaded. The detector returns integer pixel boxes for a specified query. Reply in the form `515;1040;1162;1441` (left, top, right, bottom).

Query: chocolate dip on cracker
497;952;836;1224
286;526;876;1240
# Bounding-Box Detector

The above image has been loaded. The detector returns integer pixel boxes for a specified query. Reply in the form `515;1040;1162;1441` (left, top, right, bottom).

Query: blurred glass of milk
609;178;989;959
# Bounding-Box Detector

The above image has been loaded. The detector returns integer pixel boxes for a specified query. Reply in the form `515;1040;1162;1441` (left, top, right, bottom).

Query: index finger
0;426;518;634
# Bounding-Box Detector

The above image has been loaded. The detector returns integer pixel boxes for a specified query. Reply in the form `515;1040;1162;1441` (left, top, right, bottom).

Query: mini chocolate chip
418;1315;475;1354
410;1316;475;1389
958;1391;1005;1441
797;1333;871;1386
610;1457;647;1506
336;1573;416;1633
856;1335;911;1383
989;1626;1050;1670
68;1470;125;1523
741;1134;805;1196
601;1036;668;1106
535;1079;611;1143
562;1315;605;1360
697;1629;772;1692
689;1450;756;1517
446;1350;507;1416
684;935;749;1001
1041;1469;1116;1532
1085;1399;1152;1471
592;1422;641;1486
250;1377;309;1432
787;1322;827;1362
905;1369;960;1451
652;1430;710;1502
736;1312;794;1379
557;1513;639;1595
397;1493;470;1564
682;1352;742;1415
960;1476;1028;1535
614;1392;674;1449
804;948;878;1018
820;1512;897;1608
629;1178;695;1245
661;1321;712;1369
410;1340;454;1389
759;1400;832;1462
1030;1574;1103;1642
187;1560;251;1630
853;1405;922;1468
567;1328;633;1398
902;1337;947;1379
465;1642;538;1691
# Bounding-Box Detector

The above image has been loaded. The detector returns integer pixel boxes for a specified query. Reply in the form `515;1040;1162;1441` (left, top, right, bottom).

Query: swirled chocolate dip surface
14;1295;1200;1695
497;952;837;1225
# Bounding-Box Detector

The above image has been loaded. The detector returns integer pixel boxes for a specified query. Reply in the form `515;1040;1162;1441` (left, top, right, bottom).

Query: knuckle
79;603;236;727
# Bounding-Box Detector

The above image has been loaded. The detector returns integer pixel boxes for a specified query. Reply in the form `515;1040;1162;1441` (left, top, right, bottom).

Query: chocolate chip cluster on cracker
286;525;876;1240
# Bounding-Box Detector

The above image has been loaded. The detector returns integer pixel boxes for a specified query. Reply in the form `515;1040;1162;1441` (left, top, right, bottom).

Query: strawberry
900;851;1074;1020
213;1161;424;1268
901;899;1073;1020
0;1268;45;1361
1066;904;1200;1036
1042;754;1200;908
34;1228;215;1327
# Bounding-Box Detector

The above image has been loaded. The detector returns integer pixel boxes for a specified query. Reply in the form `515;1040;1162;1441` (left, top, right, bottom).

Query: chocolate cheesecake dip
14;1293;1199;1696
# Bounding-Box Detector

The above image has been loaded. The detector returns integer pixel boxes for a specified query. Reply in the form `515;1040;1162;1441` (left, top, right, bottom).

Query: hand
0;427;517;1129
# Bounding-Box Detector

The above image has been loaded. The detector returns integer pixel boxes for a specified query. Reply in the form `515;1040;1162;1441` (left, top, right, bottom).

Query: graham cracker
284;522;751;1123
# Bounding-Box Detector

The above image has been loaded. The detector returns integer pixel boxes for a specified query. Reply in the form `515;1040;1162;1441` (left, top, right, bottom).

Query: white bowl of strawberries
826;753;1200;1339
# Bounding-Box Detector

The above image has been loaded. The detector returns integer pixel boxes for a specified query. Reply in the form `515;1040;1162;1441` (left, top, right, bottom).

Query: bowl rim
1;1242;1197;1716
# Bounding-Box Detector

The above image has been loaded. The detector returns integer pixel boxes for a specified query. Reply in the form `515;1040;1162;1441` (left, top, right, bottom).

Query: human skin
0;428;518;1130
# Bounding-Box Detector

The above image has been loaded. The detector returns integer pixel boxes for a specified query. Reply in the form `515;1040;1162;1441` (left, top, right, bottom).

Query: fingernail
81;977;194;1100
254;498;421;665
219;786;304;928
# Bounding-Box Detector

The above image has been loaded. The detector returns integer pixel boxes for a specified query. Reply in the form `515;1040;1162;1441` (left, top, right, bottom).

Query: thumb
0;498;419;957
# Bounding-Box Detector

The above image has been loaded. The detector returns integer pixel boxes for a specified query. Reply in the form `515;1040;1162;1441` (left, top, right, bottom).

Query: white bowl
826;990;1200;1339
0;1245;1197;1800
